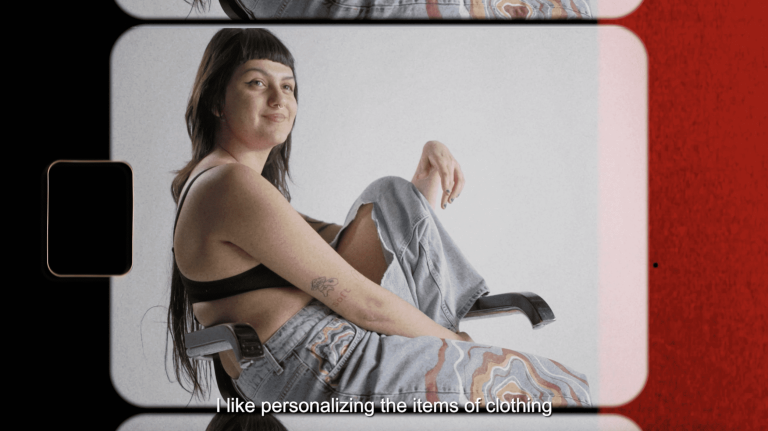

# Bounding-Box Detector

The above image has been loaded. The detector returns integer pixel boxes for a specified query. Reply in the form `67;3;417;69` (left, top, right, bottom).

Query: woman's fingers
434;157;455;209
448;162;465;204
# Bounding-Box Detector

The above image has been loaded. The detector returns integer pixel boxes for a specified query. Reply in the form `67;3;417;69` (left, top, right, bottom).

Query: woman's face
218;59;297;151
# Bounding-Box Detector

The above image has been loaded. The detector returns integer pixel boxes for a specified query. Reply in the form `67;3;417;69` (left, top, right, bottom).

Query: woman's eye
248;80;264;87
283;85;294;92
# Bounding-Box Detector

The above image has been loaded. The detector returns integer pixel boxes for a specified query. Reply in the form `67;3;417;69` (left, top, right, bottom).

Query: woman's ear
211;99;224;119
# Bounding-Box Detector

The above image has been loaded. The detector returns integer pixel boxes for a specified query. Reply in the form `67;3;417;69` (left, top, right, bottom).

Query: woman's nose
268;88;286;108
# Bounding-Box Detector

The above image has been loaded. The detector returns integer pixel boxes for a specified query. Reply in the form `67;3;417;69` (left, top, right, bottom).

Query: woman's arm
198;164;468;341
300;214;342;244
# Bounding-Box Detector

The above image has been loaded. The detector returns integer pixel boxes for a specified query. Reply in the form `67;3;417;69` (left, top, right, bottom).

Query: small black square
47;161;133;276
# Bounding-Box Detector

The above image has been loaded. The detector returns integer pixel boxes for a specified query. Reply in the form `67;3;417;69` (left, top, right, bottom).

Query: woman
194;0;592;20
169;28;590;407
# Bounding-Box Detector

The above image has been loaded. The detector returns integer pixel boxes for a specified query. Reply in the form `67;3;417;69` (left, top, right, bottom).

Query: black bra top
173;166;292;304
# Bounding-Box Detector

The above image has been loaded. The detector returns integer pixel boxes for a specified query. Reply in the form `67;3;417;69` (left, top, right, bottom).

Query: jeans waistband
261;300;335;362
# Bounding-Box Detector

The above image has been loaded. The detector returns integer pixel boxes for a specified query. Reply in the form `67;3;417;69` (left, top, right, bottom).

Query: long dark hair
168;28;298;400
187;0;211;13
207;414;289;431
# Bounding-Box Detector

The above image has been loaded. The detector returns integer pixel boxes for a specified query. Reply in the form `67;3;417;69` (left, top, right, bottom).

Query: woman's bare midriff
192;286;314;343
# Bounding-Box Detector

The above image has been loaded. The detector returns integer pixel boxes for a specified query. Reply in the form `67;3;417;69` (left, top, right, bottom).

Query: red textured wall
600;0;768;428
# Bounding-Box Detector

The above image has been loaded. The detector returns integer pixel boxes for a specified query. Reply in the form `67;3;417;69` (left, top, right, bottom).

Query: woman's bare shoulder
189;163;277;205
192;164;289;231
196;164;308;265
178;163;282;235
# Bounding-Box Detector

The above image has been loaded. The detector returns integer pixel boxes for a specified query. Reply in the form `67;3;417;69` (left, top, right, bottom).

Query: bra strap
172;166;219;250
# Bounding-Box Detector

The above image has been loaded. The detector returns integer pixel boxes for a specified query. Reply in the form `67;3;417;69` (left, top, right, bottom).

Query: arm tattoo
311;277;338;297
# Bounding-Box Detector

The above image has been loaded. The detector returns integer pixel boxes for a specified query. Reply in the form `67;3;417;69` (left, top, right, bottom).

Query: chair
185;292;555;399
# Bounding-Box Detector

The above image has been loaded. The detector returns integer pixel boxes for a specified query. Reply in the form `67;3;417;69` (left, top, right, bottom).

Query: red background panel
601;0;768;428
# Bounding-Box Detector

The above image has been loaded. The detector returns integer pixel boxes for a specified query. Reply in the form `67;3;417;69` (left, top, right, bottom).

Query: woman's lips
264;114;286;122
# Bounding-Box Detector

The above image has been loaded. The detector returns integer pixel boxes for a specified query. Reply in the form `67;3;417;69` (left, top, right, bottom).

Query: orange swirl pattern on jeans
470;348;583;406
424;340;590;406
242;0;593;20
495;0;534;18
308;320;356;386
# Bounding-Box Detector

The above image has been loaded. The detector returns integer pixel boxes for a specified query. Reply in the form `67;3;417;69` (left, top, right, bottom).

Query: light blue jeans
234;177;591;407
233;0;592;19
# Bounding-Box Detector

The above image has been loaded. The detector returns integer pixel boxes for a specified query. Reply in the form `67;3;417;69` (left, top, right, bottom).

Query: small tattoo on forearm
311;277;338;297
332;288;352;308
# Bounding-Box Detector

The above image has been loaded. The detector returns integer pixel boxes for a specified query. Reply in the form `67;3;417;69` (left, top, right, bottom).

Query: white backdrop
109;26;632;411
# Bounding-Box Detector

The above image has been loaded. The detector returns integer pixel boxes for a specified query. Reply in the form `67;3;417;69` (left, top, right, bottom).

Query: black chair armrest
462;292;556;329
219;0;252;20
185;323;264;362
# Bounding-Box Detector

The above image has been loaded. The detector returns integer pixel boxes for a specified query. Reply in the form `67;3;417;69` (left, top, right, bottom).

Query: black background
33;2;139;426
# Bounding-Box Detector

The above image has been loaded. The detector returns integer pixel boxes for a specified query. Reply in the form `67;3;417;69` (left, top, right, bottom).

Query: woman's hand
411;141;465;210
456;331;474;343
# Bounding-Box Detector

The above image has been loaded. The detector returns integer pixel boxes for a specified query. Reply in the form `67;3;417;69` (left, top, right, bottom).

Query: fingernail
450;198;454;203
446;189;451;194
443;203;447;209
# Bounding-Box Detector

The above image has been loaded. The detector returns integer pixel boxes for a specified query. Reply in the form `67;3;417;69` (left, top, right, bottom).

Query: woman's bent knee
364;176;411;195
361;176;429;212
